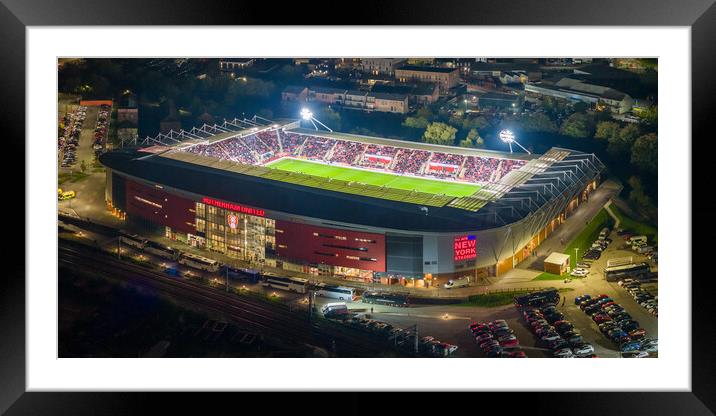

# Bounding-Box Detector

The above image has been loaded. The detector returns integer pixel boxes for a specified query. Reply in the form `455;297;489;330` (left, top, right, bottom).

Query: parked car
573;343;595;356
620;341;642;352
574;294;592;305
553;348;574;358
622;351;649;358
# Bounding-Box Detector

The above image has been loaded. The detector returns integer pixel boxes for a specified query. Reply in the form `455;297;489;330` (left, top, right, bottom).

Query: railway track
59;241;390;356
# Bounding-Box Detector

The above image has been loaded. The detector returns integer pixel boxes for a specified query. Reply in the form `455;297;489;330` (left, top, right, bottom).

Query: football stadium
100;118;604;287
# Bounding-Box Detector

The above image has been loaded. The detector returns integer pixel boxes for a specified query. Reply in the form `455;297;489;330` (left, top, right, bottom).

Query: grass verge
564;208;613;269
454;287;574;308
610;205;658;244
532;272;564;281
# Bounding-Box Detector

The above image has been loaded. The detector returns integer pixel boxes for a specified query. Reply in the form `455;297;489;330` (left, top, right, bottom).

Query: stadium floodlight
299;108;333;132
498;129;531;154
300;108;313;121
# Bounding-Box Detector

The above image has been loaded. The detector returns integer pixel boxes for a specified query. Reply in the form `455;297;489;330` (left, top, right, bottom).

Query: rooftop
396;65;459;74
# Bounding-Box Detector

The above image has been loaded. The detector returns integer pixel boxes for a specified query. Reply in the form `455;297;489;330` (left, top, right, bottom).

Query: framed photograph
3;0;712;413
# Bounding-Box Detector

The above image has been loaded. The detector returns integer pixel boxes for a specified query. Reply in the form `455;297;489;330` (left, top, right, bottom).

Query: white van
444;276;470;289
321;302;348;317
598;227;610;240
629;235;648;245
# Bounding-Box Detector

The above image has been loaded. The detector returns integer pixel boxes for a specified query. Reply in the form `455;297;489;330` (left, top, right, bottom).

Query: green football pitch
267;158;481;197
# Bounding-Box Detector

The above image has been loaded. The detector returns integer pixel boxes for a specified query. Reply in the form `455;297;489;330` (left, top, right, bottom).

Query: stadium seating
329;140;366;165
180;130;527;186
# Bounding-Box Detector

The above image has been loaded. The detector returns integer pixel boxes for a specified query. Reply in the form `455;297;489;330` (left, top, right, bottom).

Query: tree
573;101;589;113
628;176;657;220
607;123;641;158
636;105;658;124
559;113;594;138
619;123;641;143
416;106;434;120
630;133;658;174
422;122;457;146
448;114;464;128
319;107;342;131
462;116;490;131
594;121;620;140
402;116;429;129
459;129;484;148
508;112;557;133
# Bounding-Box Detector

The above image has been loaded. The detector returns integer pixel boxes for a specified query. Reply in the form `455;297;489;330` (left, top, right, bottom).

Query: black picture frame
1;0;712;413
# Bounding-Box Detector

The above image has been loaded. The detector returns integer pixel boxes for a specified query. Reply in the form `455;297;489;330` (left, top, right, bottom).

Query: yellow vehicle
58;190;76;200
58;188;63;196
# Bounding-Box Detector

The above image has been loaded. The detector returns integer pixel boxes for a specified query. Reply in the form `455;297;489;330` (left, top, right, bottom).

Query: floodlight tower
300;108;333;132
499;129;531;154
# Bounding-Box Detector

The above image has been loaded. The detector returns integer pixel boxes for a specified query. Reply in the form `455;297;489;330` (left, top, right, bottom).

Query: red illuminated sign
202;197;265;217
454;235;477;261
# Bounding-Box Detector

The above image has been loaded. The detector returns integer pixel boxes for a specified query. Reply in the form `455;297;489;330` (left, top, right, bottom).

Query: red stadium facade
275;221;386;272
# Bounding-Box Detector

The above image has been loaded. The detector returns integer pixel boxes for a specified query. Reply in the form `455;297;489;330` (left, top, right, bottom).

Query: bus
604;262;651;282
144;240;179;260
119;232;147;250
178;252;220;273
261;273;308;294
314;284;356;301
362;291;410;307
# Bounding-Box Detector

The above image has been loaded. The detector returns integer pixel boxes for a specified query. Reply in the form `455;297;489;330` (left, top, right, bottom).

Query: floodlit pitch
267;158;482;198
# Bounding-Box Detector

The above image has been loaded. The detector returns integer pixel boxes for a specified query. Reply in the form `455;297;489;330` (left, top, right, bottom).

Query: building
525;77;634;114
281;86;308;102
369;92;408;114
219;59;255;71
360;58;406;76
308;86;346;105
306;87;408;114
100;121;603;287
370;83;439;105
117;92;138;125
544;252;570;275
395;65;460;94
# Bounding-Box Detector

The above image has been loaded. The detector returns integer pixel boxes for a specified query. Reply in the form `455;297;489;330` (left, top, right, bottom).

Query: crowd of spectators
300;136;336;159
462;156;500;182
360;144;399;168
329;140;366;164
185;136;258;164
180;130;527;185
498;159;527;180
280;132;308;156
256;130;282;154
391;149;432;175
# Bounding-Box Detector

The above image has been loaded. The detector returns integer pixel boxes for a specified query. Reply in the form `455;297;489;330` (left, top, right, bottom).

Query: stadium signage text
202;197;265;217
454;235;477;261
